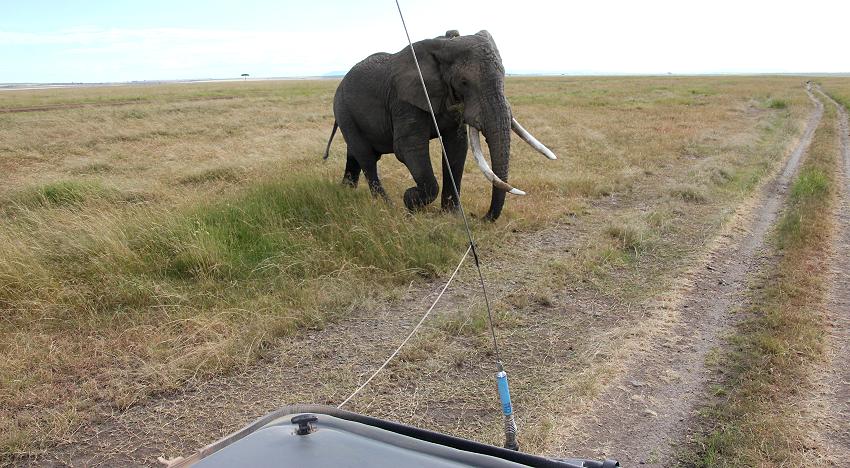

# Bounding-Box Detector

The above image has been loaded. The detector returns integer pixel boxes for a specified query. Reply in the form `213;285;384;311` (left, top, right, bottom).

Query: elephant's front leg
441;126;468;212
395;133;438;211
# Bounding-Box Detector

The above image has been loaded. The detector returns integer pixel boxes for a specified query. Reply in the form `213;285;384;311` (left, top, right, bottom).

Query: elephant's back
335;52;394;151
337;52;392;111
343;52;391;83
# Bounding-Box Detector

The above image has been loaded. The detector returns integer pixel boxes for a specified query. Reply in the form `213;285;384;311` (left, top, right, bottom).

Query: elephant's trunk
481;95;514;221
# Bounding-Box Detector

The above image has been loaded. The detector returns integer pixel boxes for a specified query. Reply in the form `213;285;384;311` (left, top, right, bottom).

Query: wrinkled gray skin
327;30;514;221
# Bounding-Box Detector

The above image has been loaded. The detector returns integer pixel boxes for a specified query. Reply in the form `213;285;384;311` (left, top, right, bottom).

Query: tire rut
547;84;824;466
809;87;850;464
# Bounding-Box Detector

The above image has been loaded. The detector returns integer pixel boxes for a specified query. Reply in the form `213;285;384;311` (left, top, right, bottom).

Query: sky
1;0;849;83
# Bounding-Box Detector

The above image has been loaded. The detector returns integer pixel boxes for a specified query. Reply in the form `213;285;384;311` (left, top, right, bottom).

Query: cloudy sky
2;0;849;83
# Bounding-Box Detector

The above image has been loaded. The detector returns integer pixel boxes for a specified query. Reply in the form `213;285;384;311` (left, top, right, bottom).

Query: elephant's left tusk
468;127;526;196
511;118;557;160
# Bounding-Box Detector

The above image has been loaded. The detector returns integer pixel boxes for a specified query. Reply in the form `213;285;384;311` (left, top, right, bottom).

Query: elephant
323;30;557;221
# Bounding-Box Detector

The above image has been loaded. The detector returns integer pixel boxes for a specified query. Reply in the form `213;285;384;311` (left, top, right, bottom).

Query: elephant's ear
392;39;447;113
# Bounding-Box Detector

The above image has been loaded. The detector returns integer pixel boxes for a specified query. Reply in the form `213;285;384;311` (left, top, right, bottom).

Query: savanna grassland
0;76;821;463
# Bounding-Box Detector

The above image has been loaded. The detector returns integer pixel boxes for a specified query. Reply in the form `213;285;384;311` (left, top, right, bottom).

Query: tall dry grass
0;76;822;458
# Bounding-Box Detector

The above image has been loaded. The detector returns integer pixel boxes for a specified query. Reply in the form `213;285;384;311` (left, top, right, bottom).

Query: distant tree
241;73;249;81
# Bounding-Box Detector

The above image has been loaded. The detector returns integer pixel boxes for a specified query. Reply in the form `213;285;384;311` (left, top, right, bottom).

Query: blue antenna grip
496;371;513;416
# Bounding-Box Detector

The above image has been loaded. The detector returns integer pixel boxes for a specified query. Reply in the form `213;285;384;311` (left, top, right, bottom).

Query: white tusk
511;118;557;160
468;126;526;196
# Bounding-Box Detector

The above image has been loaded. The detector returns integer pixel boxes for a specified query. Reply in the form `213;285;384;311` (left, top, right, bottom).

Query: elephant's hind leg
338;125;386;199
361;160;389;200
342;153;361;187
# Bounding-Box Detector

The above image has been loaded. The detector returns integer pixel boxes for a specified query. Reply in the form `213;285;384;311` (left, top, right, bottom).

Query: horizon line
2;71;849;87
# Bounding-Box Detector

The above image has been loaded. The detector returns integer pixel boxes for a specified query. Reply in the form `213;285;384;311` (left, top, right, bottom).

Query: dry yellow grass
0;76;823;460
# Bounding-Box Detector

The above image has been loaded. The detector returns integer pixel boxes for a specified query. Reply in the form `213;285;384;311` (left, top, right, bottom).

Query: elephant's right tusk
468;126;526;196
511;118;557;160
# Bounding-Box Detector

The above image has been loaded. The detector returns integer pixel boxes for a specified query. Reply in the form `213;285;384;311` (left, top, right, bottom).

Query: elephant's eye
460;78;469;88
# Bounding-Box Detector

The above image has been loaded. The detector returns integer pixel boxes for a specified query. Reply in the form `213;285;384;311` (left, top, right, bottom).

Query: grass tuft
71;162;114;174
670;185;708;203
5;180;115;209
766;98;788;109
605;222;649;256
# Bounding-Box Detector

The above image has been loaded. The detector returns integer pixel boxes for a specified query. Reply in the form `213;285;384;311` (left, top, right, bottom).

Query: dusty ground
546;84;824;466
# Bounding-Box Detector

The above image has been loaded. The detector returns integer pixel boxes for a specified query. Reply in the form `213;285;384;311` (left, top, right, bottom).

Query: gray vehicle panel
194;413;528;468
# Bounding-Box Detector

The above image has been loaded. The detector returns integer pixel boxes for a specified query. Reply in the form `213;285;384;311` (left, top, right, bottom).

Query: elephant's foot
367;181;389;201
403;186;438;211
341;176;358;188
440;200;461;214
482;209;501;222
440;190;461;212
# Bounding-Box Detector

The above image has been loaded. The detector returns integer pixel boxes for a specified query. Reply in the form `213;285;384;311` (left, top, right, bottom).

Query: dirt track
808;88;850;463
547;84;825;466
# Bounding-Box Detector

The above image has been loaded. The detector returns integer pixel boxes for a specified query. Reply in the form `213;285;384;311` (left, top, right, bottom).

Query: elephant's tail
323;121;338;160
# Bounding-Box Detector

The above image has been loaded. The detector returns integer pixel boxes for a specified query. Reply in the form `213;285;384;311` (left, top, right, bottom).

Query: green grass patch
777;167;830;248
4;180;117;209
144;178;466;281
766;98;788;109
70;162;113;175
790;167;829;201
